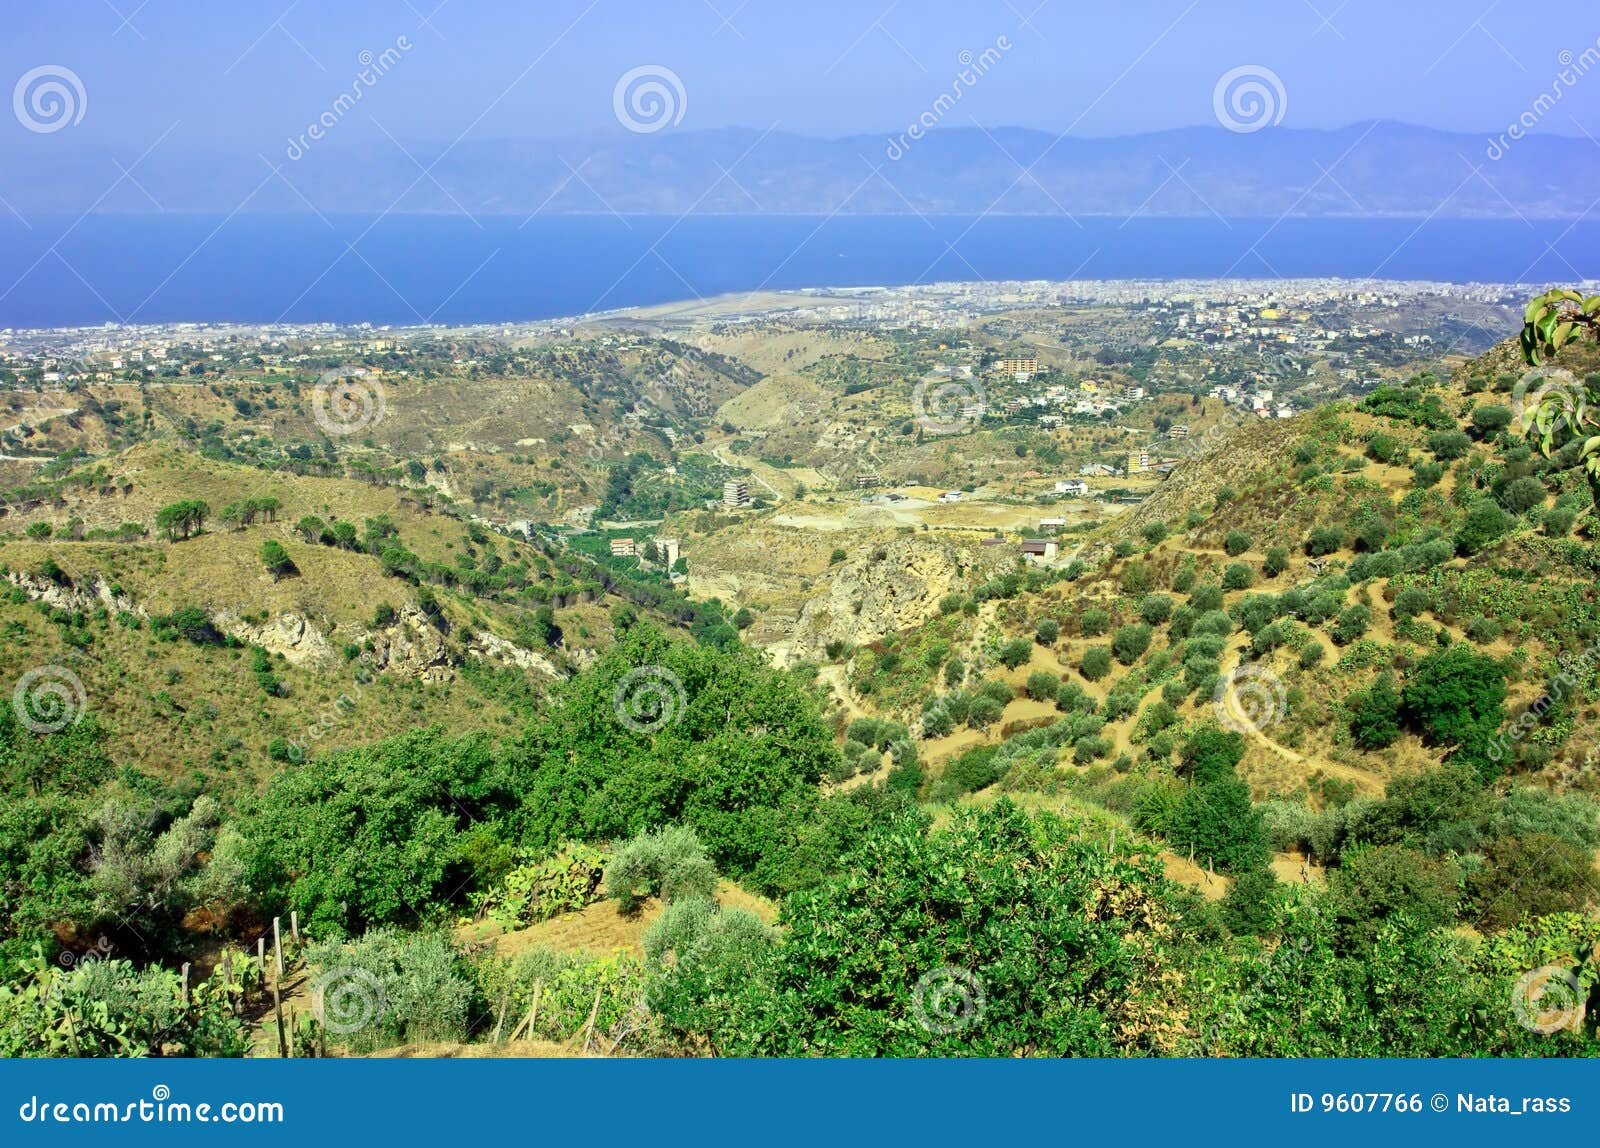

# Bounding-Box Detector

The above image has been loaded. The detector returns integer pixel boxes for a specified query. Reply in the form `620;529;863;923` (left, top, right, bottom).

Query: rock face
7;570;144;617
779;537;1012;664
215;609;341;669
468;630;559;677
369;605;455;682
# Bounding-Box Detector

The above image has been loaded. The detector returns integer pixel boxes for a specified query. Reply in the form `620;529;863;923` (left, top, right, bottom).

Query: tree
1401;645;1506;772
708;802;1188;1056
997;637;1032;670
155;500;210;542
1168;776;1268;874
1455;498;1512;555
1328;844;1458;947
260;539;296;581
1222;563;1254;591
1080;646;1112;681
1263;546;1289;577
1468;833;1595;930
1349;674;1402;749
1469;405;1513;440
1179;726;1246;784
1111;623;1153;665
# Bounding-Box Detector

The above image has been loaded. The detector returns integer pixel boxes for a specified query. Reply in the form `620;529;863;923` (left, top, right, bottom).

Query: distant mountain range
6;122;1596;219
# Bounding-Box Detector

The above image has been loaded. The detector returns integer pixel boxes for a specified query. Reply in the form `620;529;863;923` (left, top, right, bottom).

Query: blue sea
0;213;1596;329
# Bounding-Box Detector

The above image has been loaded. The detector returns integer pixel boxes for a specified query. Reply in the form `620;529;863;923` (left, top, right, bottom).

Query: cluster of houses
1208;384;1296;420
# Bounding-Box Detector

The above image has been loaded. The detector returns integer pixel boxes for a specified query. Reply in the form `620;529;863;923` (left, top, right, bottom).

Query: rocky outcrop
7;570;145;617
467;630;559;677
779;537;1012;664
369;606;455;682
215;609;339;669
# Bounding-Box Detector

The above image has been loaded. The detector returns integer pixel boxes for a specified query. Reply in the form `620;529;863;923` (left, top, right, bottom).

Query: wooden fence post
273;917;284;978
272;981;287;1058
290;910;300;944
180;962;190;1005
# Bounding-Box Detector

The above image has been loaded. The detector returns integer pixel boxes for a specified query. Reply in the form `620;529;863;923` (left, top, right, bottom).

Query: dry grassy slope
0;444;662;786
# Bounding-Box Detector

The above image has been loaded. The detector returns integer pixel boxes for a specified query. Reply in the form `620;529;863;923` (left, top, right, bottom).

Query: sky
3;0;1598;159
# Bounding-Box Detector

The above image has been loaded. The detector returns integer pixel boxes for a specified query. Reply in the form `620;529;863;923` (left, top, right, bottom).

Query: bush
1426;429;1471;460
1329;845;1458;945
1298;642;1325;669
1168;778;1268;873
1138;594;1173;625
1331;604;1371;646
1455;499;1512;556
1034;617;1059;645
1392;586;1431;620
304;929;476;1053
1401;645;1506;767
1349;675;1402;750
1221;867;1281;935
1111;623;1153;665
643;896;772;1048
1025;671;1059;702
1499;475;1547;515
1263;546;1289;577
931;746;1003;800
1222;563;1254;591
1224;529;1252;556
1305;527;1343;556
997;637;1033;670
1080;646;1113;681
1079;608;1112;637
604;826;717;913
1468;834;1595;930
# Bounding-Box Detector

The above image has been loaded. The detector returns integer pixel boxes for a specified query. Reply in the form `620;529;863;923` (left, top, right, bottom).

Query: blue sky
4;0;1598;155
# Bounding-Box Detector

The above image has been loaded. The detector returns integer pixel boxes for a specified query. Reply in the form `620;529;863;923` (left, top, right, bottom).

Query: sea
0;213;1596;329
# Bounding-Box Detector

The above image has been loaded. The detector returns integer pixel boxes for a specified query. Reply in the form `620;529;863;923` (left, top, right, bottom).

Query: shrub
1329;845;1458;945
1080;646;1113;681
604;826;717;913
1499;475;1547;515
1221;867;1281;936
1349;675;1402;750
1305;527;1343;556
1224;529;1252;556
997;637;1033;670
1079;608;1112;637
1455;499;1512;556
1392;586;1431;620
1025;671;1059;702
1034;617;1059;645
1111;623;1153;665
1263;546;1289;577
304;929;476;1053
1138;594;1173;625
1222;563;1254;591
